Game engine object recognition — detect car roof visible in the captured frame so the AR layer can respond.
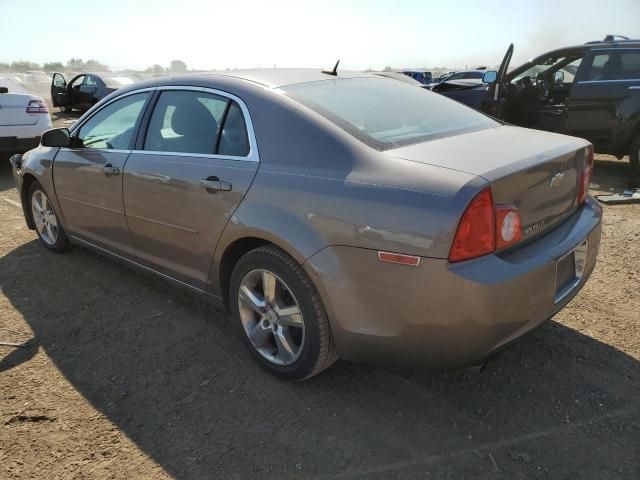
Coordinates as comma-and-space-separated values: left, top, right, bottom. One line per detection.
197, 68, 376, 89
109, 69, 385, 104
537, 40, 640, 58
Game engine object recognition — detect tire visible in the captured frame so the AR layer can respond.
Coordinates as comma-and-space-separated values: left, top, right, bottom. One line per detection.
630, 135, 640, 180
229, 245, 337, 381
60, 105, 72, 113
28, 182, 69, 253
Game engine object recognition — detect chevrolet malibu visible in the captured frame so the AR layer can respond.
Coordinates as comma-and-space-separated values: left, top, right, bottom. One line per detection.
10, 70, 602, 380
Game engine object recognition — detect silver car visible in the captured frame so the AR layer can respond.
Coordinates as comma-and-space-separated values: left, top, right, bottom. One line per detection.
10, 70, 602, 380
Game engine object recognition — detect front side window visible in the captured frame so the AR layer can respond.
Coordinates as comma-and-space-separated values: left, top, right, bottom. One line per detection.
84, 75, 97, 87
143, 90, 250, 156
52, 73, 65, 88
76, 92, 149, 149
282, 77, 498, 150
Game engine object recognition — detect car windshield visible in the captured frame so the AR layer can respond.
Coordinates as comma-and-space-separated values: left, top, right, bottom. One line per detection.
512, 56, 572, 82
282, 77, 498, 150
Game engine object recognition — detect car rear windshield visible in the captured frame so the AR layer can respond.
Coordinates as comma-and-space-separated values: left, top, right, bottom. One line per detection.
282, 77, 498, 150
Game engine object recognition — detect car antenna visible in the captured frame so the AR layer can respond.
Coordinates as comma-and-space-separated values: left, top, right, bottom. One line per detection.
322, 60, 340, 76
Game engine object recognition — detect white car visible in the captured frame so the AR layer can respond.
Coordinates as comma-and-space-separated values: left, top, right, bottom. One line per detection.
0, 78, 52, 155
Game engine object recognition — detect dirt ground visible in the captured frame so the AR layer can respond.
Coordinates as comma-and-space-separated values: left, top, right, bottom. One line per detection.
1, 111, 639, 479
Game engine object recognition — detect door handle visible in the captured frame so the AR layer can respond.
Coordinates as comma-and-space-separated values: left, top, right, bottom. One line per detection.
200, 176, 232, 193
101, 163, 120, 177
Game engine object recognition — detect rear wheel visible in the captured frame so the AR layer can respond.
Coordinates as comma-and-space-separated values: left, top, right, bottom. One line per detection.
229, 245, 337, 381
29, 182, 69, 252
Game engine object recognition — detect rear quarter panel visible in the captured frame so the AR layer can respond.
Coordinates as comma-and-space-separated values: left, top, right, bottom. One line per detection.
209, 90, 484, 294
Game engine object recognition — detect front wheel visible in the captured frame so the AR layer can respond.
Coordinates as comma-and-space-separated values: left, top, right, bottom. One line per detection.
59, 105, 72, 113
229, 245, 337, 381
29, 182, 69, 252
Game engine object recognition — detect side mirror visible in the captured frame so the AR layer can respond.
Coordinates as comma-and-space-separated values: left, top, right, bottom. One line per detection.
482, 70, 498, 83
554, 70, 565, 83
41, 128, 71, 148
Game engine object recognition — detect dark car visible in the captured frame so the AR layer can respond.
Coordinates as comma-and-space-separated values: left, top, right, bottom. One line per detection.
434, 37, 640, 176
400, 70, 433, 85
50, 73, 133, 113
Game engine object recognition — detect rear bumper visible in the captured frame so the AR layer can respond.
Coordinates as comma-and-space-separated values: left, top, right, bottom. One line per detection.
305, 196, 602, 369
0, 136, 40, 154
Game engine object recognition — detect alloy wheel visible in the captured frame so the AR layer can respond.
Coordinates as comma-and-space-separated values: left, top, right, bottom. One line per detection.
237, 268, 305, 366
31, 190, 58, 246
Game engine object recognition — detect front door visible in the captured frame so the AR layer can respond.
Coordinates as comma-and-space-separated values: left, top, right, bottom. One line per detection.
79, 75, 98, 110
53, 91, 152, 257
123, 88, 259, 289
484, 44, 513, 118
51, 73, 68, 108
565, 48, 640, 153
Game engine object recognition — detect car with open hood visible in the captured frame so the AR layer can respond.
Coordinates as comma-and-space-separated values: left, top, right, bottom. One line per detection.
11, 69, 601, 380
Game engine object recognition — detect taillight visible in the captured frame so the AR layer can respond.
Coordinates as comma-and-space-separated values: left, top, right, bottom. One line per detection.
577, 145, 594, 204
449, 188, 495, 262
26, 99, 48, 114
450, 188, 523, 263
495, 206, 522, 249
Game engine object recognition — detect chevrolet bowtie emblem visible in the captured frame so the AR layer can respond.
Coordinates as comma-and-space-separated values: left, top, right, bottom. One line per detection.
550, 172, 565, 188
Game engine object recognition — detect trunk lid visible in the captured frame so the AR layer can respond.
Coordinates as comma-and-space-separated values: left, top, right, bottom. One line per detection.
386, 125, 589, 241
0, 93, 39, 126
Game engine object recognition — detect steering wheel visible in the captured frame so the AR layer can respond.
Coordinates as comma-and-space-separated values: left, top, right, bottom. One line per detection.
536, 74, 551, 99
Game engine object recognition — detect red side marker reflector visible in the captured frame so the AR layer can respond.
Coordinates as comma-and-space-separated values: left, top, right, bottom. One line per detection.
378, 251, 421, 267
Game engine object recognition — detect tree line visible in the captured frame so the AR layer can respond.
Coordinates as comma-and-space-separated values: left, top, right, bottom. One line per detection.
0, 59, 189, 73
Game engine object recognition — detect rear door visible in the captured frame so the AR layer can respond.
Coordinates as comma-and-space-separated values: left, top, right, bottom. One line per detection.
123, 87, 259, 289
50, 73, 68, 107
565, 48, 640, 153
53, 91, 152, 257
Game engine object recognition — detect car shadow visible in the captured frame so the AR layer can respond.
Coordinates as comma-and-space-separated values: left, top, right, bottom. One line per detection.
0, 154, 16, 192
592, 156, 638, 193
1, 240, 639, 479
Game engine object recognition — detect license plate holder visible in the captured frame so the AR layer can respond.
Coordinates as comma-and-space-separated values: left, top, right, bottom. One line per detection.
555, 240, 588, 303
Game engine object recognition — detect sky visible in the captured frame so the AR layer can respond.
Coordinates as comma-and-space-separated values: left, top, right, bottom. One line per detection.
1, 0, 638, 71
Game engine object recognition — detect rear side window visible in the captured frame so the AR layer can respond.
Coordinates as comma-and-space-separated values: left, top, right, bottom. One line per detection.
586, 54, 610, 80
586, 51, 640, 81
143, 90, 250, 156
619, 52, 640, 79
282, 77, 498, 150
218, 102, 250, 156
76, 92, 149, 149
